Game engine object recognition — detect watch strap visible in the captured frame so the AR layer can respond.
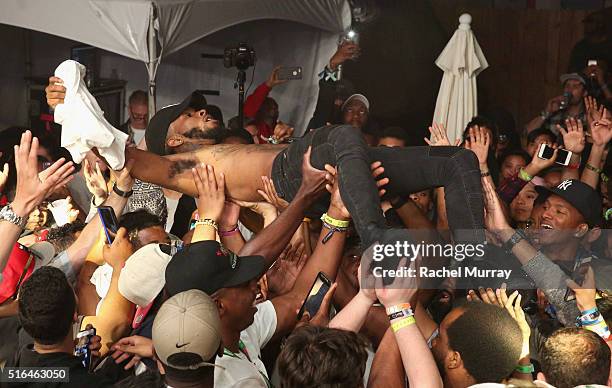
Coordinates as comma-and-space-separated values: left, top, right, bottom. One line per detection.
503, 230, 526, 253
112, 183, 133, 198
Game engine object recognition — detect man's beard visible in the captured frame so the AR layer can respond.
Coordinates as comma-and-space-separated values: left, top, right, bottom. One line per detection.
183, 126, 224, 142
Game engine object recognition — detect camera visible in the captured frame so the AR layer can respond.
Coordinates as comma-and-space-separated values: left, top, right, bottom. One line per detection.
223, 43, 256, 70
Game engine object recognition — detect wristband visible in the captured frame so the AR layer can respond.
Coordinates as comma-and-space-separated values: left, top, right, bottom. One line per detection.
112, 183, 133, 198
386, 303, 412, 315
515, 364, 534, 374
502, 229, 527, 253
601, 173, 609, 183
391, 316, 416, 332
580, 307, 599, 316
219, 225, 239, 237
518, 168, 533, 182
388, 308, 414, 321
320, 213, 350, 228
321, 221, 347, 244
585, 163, 603, 174
480, 171, 491, 177
195, 219, 218, 231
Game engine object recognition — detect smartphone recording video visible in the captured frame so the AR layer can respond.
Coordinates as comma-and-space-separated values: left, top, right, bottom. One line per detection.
537, 144, 572, 166
297, 272, 332, 320
74, 327, 96, 370
277, 66, 302, 81
97, 206, 119, 244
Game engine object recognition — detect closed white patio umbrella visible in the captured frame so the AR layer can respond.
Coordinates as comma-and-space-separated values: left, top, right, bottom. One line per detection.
432, 13, 488, 143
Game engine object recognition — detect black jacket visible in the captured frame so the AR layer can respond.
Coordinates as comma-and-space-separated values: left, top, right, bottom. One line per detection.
4, 344, 114, 388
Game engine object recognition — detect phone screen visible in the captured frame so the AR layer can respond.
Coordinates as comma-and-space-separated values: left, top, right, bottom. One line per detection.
97, 206, 119, 244
539, 144, 571, 165
297, 272, 331, 320
277, 67, 303, 81
74, 328, 95, 369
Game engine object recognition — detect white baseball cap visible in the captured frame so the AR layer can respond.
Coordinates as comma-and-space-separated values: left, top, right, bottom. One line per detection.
341, 93, 370, 112
118, 243, 172, 307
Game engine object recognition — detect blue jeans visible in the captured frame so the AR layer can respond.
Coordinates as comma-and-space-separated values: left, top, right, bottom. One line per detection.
271, 125, 485, 247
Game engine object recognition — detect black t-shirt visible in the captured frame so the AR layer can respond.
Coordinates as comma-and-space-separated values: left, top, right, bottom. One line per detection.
5, 344, 115, 388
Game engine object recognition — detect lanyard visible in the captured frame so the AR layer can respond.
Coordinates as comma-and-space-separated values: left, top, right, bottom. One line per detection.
223, 341, 273, 388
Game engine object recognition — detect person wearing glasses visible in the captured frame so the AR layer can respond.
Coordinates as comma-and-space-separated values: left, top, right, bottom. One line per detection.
119, 90, 149, 148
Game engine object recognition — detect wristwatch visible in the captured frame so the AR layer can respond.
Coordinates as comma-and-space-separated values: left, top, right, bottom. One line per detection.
503, 229, 527, 253
0, 204, 27, 228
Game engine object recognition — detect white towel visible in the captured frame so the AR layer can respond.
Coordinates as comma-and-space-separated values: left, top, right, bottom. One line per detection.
53, 60, 128, 170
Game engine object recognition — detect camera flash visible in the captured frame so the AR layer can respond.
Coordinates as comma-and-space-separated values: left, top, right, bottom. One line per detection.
347, 30, 356, 38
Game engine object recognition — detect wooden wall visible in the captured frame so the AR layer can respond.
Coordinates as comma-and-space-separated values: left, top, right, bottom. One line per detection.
431, 2, 588, 130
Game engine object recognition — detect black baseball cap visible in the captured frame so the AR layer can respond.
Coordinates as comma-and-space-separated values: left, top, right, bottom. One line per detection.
535, 179, 603, 227
165, 240, 265, 296
145, 91, 208, 156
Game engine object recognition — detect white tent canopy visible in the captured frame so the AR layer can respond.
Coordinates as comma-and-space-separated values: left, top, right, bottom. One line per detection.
0, 0, 350, 120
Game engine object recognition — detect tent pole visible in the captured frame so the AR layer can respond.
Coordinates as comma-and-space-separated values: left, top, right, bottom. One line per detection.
147, 3, 157, 119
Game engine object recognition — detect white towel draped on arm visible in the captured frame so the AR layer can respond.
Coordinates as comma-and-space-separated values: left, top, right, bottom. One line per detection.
53, 60, 128, 170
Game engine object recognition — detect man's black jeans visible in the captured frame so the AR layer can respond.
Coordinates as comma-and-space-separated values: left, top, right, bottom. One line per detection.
271, 125, 485, 247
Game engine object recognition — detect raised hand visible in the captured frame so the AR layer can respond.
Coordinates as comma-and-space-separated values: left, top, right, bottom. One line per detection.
467, 283, 507, 308
83, 159, 108, 203
504, 290, 531, 360
558, 118, 586, 154
330, 41, 360, 70
257, 176, 289, 212
12, 131, 75, 218
425, 123, 461, 146
323, 164, 350, 219
527, 143, 557, 174
464, 126, 490, 167
482, 175, 511, 232
591, 114, 612, 148
192, 164, 225, 222
585, 96, 604, 129
265, 66, 288, 88
272, 121, 294, 144
45, 76, 66, 109
102, 227, 134, 270
371, 161, 389, 197
267, 242, 308, 297
298, 147, 329, 202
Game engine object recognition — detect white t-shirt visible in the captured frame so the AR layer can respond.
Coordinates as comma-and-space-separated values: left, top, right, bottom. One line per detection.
214, 300, 277, 387
89, 263, 114, 315
131, 125, 146, 147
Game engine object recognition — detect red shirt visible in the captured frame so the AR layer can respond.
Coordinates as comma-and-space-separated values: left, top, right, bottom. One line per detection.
243, 83, 274, 141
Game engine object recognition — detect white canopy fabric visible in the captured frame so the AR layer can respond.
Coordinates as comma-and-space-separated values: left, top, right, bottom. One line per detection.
0, 0, 350, 117
432, 13, 488, 143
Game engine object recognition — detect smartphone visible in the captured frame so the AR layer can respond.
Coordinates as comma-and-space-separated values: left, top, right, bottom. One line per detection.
74, 327, 96, 370
565, 258, 592, 302
297, 272, 332, 320
277, 66, 302, 81
537, 143, 572, 166
588, 59, 598, 67
339, 30, 359, 45
97, 206, 119, 244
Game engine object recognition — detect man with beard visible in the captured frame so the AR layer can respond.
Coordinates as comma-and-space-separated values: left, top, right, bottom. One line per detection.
46, 81, 486, 259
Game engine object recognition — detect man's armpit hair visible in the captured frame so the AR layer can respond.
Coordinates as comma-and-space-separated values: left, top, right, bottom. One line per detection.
169, 159, 198, 178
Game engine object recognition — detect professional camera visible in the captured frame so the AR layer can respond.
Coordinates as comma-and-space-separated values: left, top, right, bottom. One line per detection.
223, 43, 256, 70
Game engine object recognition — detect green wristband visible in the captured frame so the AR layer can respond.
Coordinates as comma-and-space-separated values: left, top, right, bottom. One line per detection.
515, 363, 534, 374
518, 168, 533, 182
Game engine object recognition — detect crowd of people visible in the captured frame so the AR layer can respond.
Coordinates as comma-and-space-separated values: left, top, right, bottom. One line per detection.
0, 16, 612, 388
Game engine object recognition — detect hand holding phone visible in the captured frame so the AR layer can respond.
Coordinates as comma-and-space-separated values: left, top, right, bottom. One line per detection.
74, 327, 96, 370
537, 143, 572, 166
277, 67, 302, 81
97, 206, 119, 244
297, 272, 332, 320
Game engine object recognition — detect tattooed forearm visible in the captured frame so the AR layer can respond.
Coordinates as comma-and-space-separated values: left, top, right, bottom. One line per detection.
169, 159, 198, 178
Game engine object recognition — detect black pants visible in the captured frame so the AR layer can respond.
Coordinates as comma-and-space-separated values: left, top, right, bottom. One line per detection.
271, 125, 485, 247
